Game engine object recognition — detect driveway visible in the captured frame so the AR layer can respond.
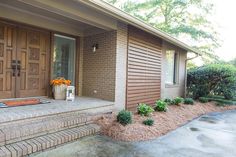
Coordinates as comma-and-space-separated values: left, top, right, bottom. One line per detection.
31, 110, 236, 157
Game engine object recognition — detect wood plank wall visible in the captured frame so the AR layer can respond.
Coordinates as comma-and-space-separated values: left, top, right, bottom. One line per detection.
126, 26, 162, 111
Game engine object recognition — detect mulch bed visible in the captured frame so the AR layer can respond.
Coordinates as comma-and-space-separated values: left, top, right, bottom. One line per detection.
96, 102, 236, 142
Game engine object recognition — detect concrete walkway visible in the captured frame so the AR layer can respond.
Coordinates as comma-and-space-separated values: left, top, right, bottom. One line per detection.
31, 110, 236, 157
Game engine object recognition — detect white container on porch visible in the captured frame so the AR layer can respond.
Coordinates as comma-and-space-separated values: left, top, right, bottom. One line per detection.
53, 84, 67, 100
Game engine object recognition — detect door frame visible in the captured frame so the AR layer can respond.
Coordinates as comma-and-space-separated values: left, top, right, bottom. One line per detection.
0, 18, 80, 98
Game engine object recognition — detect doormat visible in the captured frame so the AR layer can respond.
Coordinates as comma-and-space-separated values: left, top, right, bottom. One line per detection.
0, 98, 50, 108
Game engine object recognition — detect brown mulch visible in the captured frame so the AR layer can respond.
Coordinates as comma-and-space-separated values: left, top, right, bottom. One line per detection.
95, 102, 236, 142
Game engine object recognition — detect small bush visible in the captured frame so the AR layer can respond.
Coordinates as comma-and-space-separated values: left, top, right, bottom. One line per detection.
155, 100, 168, 111
117, 110, 132, 125
183, 98, 194, 105
199, 97, 208, 103
137, 103, 154, 116
164, 98, 172, 104
143, 118, 154, 126
173, 97, 183, 105
169, 100, 176, 105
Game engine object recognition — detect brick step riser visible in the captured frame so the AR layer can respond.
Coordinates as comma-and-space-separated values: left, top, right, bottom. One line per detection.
0, 113, 95, 146
0, 110, 93, 127
0, 124, 100, 157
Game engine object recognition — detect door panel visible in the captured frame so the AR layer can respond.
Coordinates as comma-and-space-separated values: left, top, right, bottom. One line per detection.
0, 21, 50, 99
16, 28, 50, 98
0, 22, 16, 99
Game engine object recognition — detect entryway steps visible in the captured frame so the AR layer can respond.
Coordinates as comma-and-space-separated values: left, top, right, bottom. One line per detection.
0, 124, 100, 157
0, 113, 93, 146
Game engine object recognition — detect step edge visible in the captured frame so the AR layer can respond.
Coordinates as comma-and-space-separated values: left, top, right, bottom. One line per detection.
0, 124, 100, 157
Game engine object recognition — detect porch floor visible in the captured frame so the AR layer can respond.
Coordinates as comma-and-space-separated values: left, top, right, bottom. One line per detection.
0, 97, 114, 124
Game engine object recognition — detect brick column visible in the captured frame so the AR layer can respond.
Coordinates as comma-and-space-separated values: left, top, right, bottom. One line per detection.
114, 22, 128, 110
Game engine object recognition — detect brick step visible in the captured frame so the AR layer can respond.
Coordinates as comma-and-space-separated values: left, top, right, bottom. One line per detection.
0, 124, 100, 157
0, 103, 113, 125
0, 112, 95, 146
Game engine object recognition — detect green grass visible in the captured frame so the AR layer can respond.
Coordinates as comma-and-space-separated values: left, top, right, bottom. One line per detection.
200, 95, 236, 105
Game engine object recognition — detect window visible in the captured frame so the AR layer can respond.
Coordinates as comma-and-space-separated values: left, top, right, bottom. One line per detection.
165, 50, 178, 84
53, 34, 76, 85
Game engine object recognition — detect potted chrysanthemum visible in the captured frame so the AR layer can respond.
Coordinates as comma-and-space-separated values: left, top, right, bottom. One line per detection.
50, 77, 71, 100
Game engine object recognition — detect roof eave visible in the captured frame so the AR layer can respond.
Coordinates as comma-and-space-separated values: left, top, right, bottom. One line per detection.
78, 0, 201, 55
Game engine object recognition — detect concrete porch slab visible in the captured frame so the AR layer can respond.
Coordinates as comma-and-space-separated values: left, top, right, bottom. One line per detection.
0, 97, 114, 124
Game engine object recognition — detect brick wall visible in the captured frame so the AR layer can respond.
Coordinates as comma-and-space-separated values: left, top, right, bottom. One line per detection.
82, 31, 117, 101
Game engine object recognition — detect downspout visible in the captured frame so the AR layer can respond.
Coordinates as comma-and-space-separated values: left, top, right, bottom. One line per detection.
184, 52, 200, 97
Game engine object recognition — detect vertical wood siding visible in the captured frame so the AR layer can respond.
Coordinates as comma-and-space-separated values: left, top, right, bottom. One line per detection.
126, 26, 162, 111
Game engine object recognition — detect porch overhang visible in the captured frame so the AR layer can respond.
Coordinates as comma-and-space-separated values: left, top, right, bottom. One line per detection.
0, 0, 117, 36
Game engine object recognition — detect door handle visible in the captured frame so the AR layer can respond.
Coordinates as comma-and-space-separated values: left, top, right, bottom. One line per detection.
11, 60, 21, 77
11, 60, 17, 77
17, 65, 21, 77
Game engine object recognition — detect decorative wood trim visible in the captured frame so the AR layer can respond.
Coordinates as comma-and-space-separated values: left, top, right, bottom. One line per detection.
126, 26, 162, 111
49, 32, 54, 97
75, 37, 80, 96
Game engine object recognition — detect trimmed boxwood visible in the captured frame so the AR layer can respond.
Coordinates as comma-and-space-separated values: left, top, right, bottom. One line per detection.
143, 118, 154, 126
117, 110, 132, 125
184, 98, 194, 105
199, 97, 209, 103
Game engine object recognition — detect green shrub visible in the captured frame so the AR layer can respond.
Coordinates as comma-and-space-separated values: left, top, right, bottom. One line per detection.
183, 98, 194, 105
173, 97, 183, 105
155, 100, 168, 111
214, 99, 236, 105
164, 98, 172, 104
215, 102, 226, 107
137, 103, 154, 116
117, 110, 132, 125
199, 97, 209, 103
169, 100, 176, 105
224, 90, 235, 100
187, 64, 236, 99
199, 96, 236, 105
143, 118, 154, 126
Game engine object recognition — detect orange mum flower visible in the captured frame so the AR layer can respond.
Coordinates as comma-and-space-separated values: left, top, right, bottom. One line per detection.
50, 77, 71, 86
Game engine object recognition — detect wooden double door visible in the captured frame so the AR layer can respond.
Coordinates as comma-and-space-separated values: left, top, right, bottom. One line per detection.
0, 22, 50, 99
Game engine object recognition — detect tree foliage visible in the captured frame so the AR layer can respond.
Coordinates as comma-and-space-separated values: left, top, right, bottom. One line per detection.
228, 58, 236, 67
187, 64, 236, 99
104, 0, 220, 61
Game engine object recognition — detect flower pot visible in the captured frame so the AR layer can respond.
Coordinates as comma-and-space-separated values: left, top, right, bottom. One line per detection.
53, 84, 67, 100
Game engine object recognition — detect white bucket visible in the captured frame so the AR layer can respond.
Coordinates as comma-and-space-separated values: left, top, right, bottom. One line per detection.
53, 84, 67, 100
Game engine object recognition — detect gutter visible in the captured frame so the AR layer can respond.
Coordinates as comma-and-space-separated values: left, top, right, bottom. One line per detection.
184, 52, 200, 97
